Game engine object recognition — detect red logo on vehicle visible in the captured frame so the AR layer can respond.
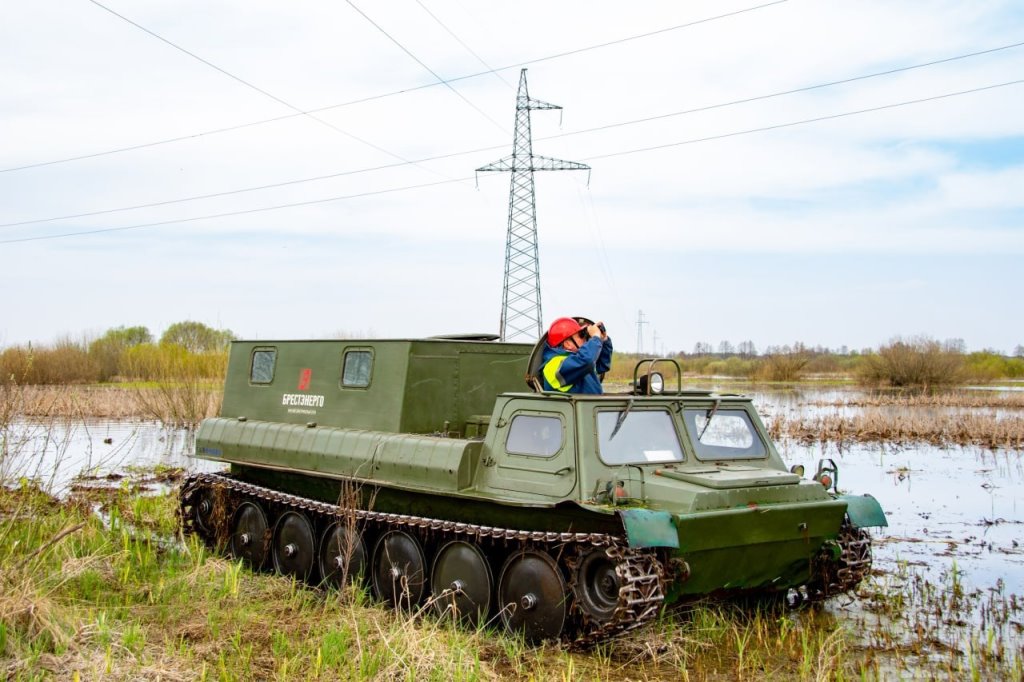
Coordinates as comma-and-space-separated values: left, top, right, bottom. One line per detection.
297, 368, 312, 391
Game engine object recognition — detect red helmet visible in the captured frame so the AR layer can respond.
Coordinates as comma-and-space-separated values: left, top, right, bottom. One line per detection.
548, 317, 583, 346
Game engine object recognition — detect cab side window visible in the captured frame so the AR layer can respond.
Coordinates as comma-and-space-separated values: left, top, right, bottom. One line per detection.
506, 414, 563, 457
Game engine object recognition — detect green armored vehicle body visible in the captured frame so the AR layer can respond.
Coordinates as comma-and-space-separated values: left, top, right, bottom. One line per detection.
180, 334, 886, 643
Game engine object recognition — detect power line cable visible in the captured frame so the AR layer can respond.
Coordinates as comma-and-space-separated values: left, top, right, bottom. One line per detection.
411, 0, 515, 90
2, 0, 791, 174
581, 78, 1024, 163
5, 41, 1020, 228
4, 76, 1020, 246
0, 147, 501, 228
0, 177, 469, 244
85, 0, 447, 177
344, 0, 508, 134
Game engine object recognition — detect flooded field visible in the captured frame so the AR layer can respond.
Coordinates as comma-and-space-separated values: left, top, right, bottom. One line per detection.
754, 388, 1024, 675
2, 386, 1022, 676
0, 417, 221, 493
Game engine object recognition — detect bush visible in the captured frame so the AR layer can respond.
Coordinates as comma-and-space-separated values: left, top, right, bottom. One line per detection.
0, 339, 98, 385
88, 325, 152, 382
857, 337, 964, 389
753, 353, 810, 382
705, 356, 756, 378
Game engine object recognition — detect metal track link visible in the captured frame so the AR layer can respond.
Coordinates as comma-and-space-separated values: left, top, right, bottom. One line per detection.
178, 471, 665, 645
807, 518, 873, 599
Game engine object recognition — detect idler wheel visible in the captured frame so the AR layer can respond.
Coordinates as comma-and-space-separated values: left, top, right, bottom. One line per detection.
574, 547, 622, 622
430, 540, 493, 626
319, 522, 367, 589
193, 487, 217, 537
228, 501, 269, 569
497, 550, 567, 641
272, 511, 317, 582
372, 530, 427, 609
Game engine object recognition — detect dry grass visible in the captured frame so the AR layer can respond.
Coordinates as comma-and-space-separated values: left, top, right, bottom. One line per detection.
6, 384, 220, 425
0, 481, 872, 681
808, 391, 1024, 410
768, 409, 1024, 450
10, 385, 145, 419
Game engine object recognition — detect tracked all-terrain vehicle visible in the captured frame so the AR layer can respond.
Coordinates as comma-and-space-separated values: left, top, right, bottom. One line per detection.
179, 332, 887, 644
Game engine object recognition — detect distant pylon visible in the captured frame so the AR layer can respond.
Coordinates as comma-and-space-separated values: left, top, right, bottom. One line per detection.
636, 309, 648, 353
476, 69, 590, 342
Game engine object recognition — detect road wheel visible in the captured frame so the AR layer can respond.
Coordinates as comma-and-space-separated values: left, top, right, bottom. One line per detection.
430, 540, 493, 626
272, 510, 317, 583
319, 521, 367, 589
228, 501, 268, 569
372, 530, 427, 609
498, 549, 567, 641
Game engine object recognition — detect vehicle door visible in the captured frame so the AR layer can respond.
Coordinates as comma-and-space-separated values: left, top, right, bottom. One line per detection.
485, 399, 577, 498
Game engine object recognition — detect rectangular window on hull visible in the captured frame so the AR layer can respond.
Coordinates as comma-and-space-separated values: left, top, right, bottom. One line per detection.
342, 349, 373, 387
683, 408, 767, 461
250, 348, 277, 384
596, 409, 684, 465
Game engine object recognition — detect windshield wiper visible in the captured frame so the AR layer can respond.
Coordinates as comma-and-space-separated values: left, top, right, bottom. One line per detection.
697, 399, 721, 441
609, 398, 634, 440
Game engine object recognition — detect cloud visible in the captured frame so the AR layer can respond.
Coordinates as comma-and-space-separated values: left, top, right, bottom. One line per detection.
1, 0, 1022, 350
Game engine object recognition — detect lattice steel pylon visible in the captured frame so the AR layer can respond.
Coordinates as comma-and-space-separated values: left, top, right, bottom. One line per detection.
476, 69, 590, 342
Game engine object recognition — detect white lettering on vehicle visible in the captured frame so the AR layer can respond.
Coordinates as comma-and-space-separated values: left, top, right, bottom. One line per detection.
281, 393, 325, 408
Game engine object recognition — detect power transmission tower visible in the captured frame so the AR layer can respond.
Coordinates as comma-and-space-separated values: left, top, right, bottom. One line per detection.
636, 309, 648, 353
476, 69, 590, 342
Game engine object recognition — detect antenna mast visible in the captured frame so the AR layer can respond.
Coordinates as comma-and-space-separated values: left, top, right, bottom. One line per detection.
477, 69, 590, 341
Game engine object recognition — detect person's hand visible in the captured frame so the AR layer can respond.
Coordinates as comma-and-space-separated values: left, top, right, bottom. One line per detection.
586, 323, 602, 340
594, 322, 607, 340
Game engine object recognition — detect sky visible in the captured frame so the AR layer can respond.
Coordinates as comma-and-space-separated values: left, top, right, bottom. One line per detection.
2, 0, 1023, 354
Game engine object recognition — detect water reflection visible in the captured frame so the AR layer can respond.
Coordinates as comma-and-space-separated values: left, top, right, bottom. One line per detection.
1, 418, 221, 494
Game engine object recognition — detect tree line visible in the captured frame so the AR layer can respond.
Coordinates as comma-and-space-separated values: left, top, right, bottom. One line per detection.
610, 336, 1024, 387
3, 325, 1022, 389
0, 321, 234, 384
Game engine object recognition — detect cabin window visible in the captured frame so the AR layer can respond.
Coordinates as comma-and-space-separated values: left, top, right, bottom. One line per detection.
596, 409, 684, 465
250, 348, 277, 384
342, 349, 373, 387
506, 414, 563, 457
683, 408, 767, 461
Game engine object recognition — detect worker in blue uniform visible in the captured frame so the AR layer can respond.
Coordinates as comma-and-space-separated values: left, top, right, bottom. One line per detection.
540, 317, 613, 394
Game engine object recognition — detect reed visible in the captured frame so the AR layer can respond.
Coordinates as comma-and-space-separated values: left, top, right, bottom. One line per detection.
808, 391, 1024, 410
125, 347, 224, 428
768, 409, 1024, 450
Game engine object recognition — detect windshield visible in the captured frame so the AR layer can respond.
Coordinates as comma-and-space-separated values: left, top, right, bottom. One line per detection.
683, 408, 767, 461
596, 409, 684, 465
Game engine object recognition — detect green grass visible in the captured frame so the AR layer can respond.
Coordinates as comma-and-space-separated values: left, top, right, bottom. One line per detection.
4, 477, 1019, 680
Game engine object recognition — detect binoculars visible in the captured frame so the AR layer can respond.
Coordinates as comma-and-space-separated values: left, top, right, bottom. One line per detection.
578, 322, 606, 341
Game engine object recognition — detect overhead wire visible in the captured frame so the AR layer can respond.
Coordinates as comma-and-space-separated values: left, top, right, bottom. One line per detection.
412, 0, 515, 90
84, 0, 454, 180
581, 78, 1024, 163
4, 40, 1021, 229
4, 76, 1021, 245
1, 0, 792, 174
344, 0, 508, 134
0, 177, 470, 244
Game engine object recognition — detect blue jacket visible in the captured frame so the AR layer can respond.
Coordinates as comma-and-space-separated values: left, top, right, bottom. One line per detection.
540, 335, 613, 394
